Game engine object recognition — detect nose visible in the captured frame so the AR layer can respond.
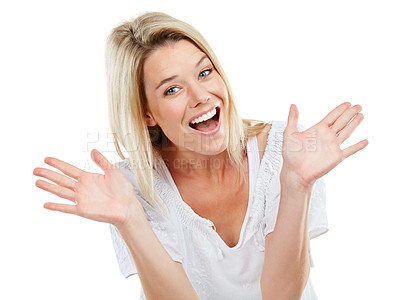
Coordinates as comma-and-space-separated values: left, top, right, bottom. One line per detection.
188, 81, 210, 108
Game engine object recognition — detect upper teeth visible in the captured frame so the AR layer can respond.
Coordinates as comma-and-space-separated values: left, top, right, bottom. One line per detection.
190, 108, 217, 124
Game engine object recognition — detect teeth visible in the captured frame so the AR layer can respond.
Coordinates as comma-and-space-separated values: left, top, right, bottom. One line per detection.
190, 108, 217, 124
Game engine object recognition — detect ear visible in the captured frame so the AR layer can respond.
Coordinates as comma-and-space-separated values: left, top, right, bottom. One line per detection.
145, 111, 157, 126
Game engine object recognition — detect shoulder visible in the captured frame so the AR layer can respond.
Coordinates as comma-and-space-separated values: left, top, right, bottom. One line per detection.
114, 158, 132, 172
113, 157, 172, 216
113, 158, 138, 183
113, 158, 149, 204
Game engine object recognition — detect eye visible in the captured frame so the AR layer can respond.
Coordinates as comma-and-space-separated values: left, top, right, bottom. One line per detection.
199, 68, 212, 79
164, 86, 180, 96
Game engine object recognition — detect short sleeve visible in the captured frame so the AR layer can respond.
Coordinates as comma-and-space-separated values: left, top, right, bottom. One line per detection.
262, 176, 329, 241
109, 160, 184, 278
307, 177, 329, 240
261, 121, 329, 267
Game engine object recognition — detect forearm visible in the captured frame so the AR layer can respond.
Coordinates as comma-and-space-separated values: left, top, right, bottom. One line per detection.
261, 168, 313, 300
116, 213, 199, 300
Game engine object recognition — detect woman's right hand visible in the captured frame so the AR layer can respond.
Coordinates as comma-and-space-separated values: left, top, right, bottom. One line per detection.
33, 149, 144, 228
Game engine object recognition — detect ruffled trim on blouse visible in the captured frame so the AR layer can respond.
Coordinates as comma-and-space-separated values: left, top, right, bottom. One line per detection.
154, 159, 216, 238
249, 120, 284, 249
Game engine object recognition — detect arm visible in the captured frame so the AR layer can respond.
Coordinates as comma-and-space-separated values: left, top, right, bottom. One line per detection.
117, 211, 199, 300
261, 168, 313, 300
261, 102, 368, 299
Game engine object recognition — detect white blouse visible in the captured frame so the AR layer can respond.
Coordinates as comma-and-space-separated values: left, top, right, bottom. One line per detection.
110, 120, 329, 300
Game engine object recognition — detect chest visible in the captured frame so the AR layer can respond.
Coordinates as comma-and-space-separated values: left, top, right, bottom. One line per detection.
172, 160, 250, 248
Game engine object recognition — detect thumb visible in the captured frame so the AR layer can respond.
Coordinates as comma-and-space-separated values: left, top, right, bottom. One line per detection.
91, 149, 114, 173
286, 104, 299, 133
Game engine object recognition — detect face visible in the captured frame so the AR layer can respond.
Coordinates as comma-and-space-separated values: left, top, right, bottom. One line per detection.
143, 39, 229, 157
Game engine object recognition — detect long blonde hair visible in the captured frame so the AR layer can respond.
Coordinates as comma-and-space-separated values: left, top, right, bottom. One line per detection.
105, 12, 268, 214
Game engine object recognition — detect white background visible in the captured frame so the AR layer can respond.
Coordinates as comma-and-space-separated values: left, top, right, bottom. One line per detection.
1, 0, 399, 299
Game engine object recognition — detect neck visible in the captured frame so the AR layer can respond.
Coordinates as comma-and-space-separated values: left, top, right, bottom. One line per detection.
161, 142, 235, 183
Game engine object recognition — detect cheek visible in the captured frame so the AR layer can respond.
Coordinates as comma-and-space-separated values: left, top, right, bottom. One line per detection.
160, 105, 185, 125
212, 75, 229, 99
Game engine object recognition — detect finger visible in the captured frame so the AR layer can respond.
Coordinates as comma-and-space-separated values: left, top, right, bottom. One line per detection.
33, 167, 77, 190
44, 157, 84, 180
337, 113, 364, 144
35, 179, 76, 202
342, 139, 369, 159
331, 104, 362, 133
43, 202, 78, 215
91, 149, 115, 173
286, 104, 299, 133
320, 102, 351, 126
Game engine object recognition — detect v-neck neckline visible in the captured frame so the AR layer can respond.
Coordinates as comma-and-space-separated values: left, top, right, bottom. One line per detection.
158, 136, 259, 251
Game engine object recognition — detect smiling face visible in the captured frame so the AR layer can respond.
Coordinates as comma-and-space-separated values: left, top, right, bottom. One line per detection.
143, 39, 230, 158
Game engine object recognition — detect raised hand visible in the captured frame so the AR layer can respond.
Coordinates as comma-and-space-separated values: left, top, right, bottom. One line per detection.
282, 102, 368, 188
33, 149, 144, 227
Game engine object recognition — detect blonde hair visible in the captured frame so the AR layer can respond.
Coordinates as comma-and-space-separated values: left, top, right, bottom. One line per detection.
105, 12, 268, 214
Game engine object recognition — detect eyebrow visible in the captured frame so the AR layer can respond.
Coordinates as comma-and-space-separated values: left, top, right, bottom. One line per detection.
155, 75, 178, 90
195, 54, 208, 69
155, 54, 209, 90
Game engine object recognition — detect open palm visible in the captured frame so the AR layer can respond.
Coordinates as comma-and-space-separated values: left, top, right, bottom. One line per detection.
282, 102, 368, 187
33, 149, 143, 227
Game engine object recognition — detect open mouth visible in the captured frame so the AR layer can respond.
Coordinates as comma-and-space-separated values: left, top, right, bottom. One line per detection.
189, 106, 220, 132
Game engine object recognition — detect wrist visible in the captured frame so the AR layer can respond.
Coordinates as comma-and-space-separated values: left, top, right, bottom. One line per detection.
280, 164, 315, 193
115, 212, 148, 239
114, 198, 147, 230
114, 210, 151, 251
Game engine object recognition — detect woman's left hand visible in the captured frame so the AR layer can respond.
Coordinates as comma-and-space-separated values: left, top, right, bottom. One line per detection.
281, 102, 368, 188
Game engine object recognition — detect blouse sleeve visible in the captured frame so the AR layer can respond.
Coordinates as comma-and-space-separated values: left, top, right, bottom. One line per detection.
262, 121, 329, 267
109, 160, 184, 278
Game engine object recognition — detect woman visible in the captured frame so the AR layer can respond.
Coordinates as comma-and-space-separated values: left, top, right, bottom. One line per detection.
33, 12, 368, 300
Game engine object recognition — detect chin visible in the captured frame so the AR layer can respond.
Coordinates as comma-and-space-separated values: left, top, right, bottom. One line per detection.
197, 133, 229, 156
